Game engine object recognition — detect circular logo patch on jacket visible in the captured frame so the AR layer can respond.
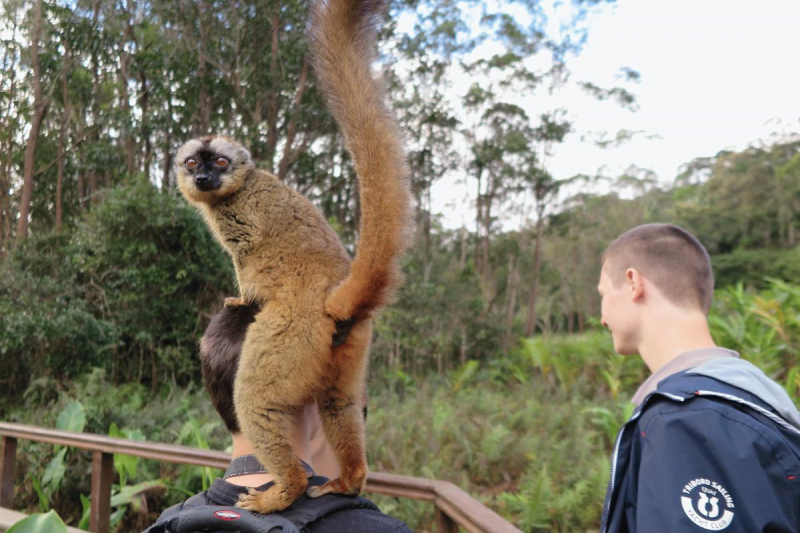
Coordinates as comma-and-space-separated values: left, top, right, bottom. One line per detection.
681, 478, 735, 530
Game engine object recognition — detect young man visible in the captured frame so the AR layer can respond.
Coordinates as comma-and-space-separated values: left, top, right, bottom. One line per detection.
144, 304, 410, 533
598, 223, 800, 533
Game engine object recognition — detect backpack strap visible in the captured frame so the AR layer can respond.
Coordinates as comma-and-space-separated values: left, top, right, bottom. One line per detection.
163, 505, 300, 533
278, 490, 381, 530
145, 480, 381, 532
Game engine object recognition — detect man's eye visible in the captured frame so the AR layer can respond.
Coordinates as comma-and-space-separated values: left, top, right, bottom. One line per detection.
185, 158, 198, 169
216, 157, 229, 168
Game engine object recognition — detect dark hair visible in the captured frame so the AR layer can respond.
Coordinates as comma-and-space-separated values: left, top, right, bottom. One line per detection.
603, 223, 714, 313
199, 303, 260, 432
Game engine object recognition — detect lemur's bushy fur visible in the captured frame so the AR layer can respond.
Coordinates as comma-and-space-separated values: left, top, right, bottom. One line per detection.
175, 0, 412, 514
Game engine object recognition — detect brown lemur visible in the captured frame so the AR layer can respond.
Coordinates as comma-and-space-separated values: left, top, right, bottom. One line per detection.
174, 0, 412, 515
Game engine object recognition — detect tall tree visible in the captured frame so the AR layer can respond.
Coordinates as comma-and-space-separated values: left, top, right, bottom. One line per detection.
16, 0, 48, 243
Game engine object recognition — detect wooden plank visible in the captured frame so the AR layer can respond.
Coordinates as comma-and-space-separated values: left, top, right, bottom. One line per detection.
0, 422, 520, 533
0, 438, 16, 508
435, 507, 459, 533
434, 482, 522, 533
0, 506, 25, 530
89, 451, 113, 533
0, 423, 229, 469
365, 483, 436, 502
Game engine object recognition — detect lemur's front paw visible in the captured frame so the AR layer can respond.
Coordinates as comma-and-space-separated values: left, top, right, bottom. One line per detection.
236, 487, 287, 514
224, 297, 246, 308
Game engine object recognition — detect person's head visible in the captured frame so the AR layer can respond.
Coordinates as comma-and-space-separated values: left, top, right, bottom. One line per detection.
598, 223, 714, 355
199, 303, 260, 433
199, 303, 340, 479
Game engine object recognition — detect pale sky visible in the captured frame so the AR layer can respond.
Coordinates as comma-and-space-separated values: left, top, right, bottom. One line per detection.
429, 0, 800, 229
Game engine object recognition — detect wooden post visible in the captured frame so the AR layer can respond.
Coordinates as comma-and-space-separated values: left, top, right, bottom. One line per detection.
0, 437, 16, 508
90, 451, 113, 533
435, 507, 459, 533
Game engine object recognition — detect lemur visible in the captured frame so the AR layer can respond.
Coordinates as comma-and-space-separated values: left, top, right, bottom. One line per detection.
174, 0, 412, 515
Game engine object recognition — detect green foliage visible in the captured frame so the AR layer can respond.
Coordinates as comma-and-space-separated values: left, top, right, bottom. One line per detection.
8, 277, 800, 531
0, 183, 234, 398
0, 235, 118, 395
56, 401, 87, 434
367, 367, 624, 532
372, 242, 503, 374
713, 248, 800, 289
109, 422, 145, 486
176, 417, 223, 491
521, 332, 647, 395
7, 511, 68, 533
710, 279, 800, 402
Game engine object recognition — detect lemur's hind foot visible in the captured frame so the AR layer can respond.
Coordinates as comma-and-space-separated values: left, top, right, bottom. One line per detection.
237, 478, 308, 514
306, 466, 367, 498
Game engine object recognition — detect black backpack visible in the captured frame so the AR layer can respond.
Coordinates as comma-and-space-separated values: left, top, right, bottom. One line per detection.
144, 490, 381, 533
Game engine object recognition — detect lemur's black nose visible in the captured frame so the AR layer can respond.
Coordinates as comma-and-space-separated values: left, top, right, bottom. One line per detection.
195, 175, 210, 185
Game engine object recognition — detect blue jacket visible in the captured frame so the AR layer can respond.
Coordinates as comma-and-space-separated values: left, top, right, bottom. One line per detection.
602, 358, 800, 533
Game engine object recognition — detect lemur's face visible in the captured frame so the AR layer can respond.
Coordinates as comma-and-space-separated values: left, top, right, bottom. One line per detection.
176, 136, 253, 204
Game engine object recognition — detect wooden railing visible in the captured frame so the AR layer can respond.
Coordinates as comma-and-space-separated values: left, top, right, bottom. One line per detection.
0, 422, 520, 533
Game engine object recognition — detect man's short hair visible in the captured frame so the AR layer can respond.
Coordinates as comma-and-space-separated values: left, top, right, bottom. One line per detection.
199, 303, 260, 432
602, 223, 714, 313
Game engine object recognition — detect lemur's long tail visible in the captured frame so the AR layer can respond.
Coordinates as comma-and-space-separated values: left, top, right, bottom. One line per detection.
309, 0, 413, 321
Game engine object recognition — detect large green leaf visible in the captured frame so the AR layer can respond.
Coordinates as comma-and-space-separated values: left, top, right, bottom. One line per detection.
41, 448, 67, 490
109, 422, 146, 485
6, 511, 68, 533
110, 479, 167, 508
56, 401, 86, 433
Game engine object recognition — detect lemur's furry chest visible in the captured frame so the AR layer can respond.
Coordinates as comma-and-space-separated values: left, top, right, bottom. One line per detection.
213, 203, 260, 258
209, 181, 347, 287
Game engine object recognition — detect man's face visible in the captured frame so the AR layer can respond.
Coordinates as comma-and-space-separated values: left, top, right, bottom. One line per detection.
598, 264, 641, 356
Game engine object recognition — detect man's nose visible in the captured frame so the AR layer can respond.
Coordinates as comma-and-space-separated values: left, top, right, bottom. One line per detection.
601, 318, 608, 329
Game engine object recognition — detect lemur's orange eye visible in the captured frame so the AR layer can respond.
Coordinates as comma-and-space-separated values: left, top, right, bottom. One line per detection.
185, 158, 198, 169
216, 157, 229, 168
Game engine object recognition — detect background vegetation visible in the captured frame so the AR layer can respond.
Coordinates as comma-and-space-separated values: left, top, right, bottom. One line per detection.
0, 0, 798, 531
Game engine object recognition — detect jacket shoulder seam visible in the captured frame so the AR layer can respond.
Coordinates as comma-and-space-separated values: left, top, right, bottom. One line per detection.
641, 404, 798, 479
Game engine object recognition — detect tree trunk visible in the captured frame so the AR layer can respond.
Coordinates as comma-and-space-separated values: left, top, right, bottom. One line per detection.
0, 13, 18, 259
197, 1, 211, 133
524, 208, 545, 336
76, 114, 87, 211
480, 182, 496, 304
88, 0, 101, 204
422, 175, 433, 284
459, 227, 468, 270
474, 167, 483, 276
265, 11, 280, 171
56, 52, 71, 235
15, 0, 48, 244
139, 69, 151, 182
119, 8, 135, 176
162, 94, 173, 191
459, 327, 468, 366
504, 255, 519, 349
277, 58, 309, 180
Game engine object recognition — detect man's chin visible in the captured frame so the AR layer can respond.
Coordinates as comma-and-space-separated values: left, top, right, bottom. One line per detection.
613, 339, 638, 356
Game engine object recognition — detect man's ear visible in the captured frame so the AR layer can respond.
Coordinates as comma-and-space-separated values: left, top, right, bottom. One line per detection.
625, 268, 645, 302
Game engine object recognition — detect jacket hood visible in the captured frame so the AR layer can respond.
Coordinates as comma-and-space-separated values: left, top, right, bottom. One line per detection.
688, 357, 800, 431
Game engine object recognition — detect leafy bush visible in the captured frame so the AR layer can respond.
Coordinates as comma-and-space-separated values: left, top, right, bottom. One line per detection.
710, 279, 800, 402
0, 183, 235, 398
713, 248, 800, 289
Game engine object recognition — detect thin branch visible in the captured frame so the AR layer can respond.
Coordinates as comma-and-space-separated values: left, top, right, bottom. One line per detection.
33, 126, 101, 177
